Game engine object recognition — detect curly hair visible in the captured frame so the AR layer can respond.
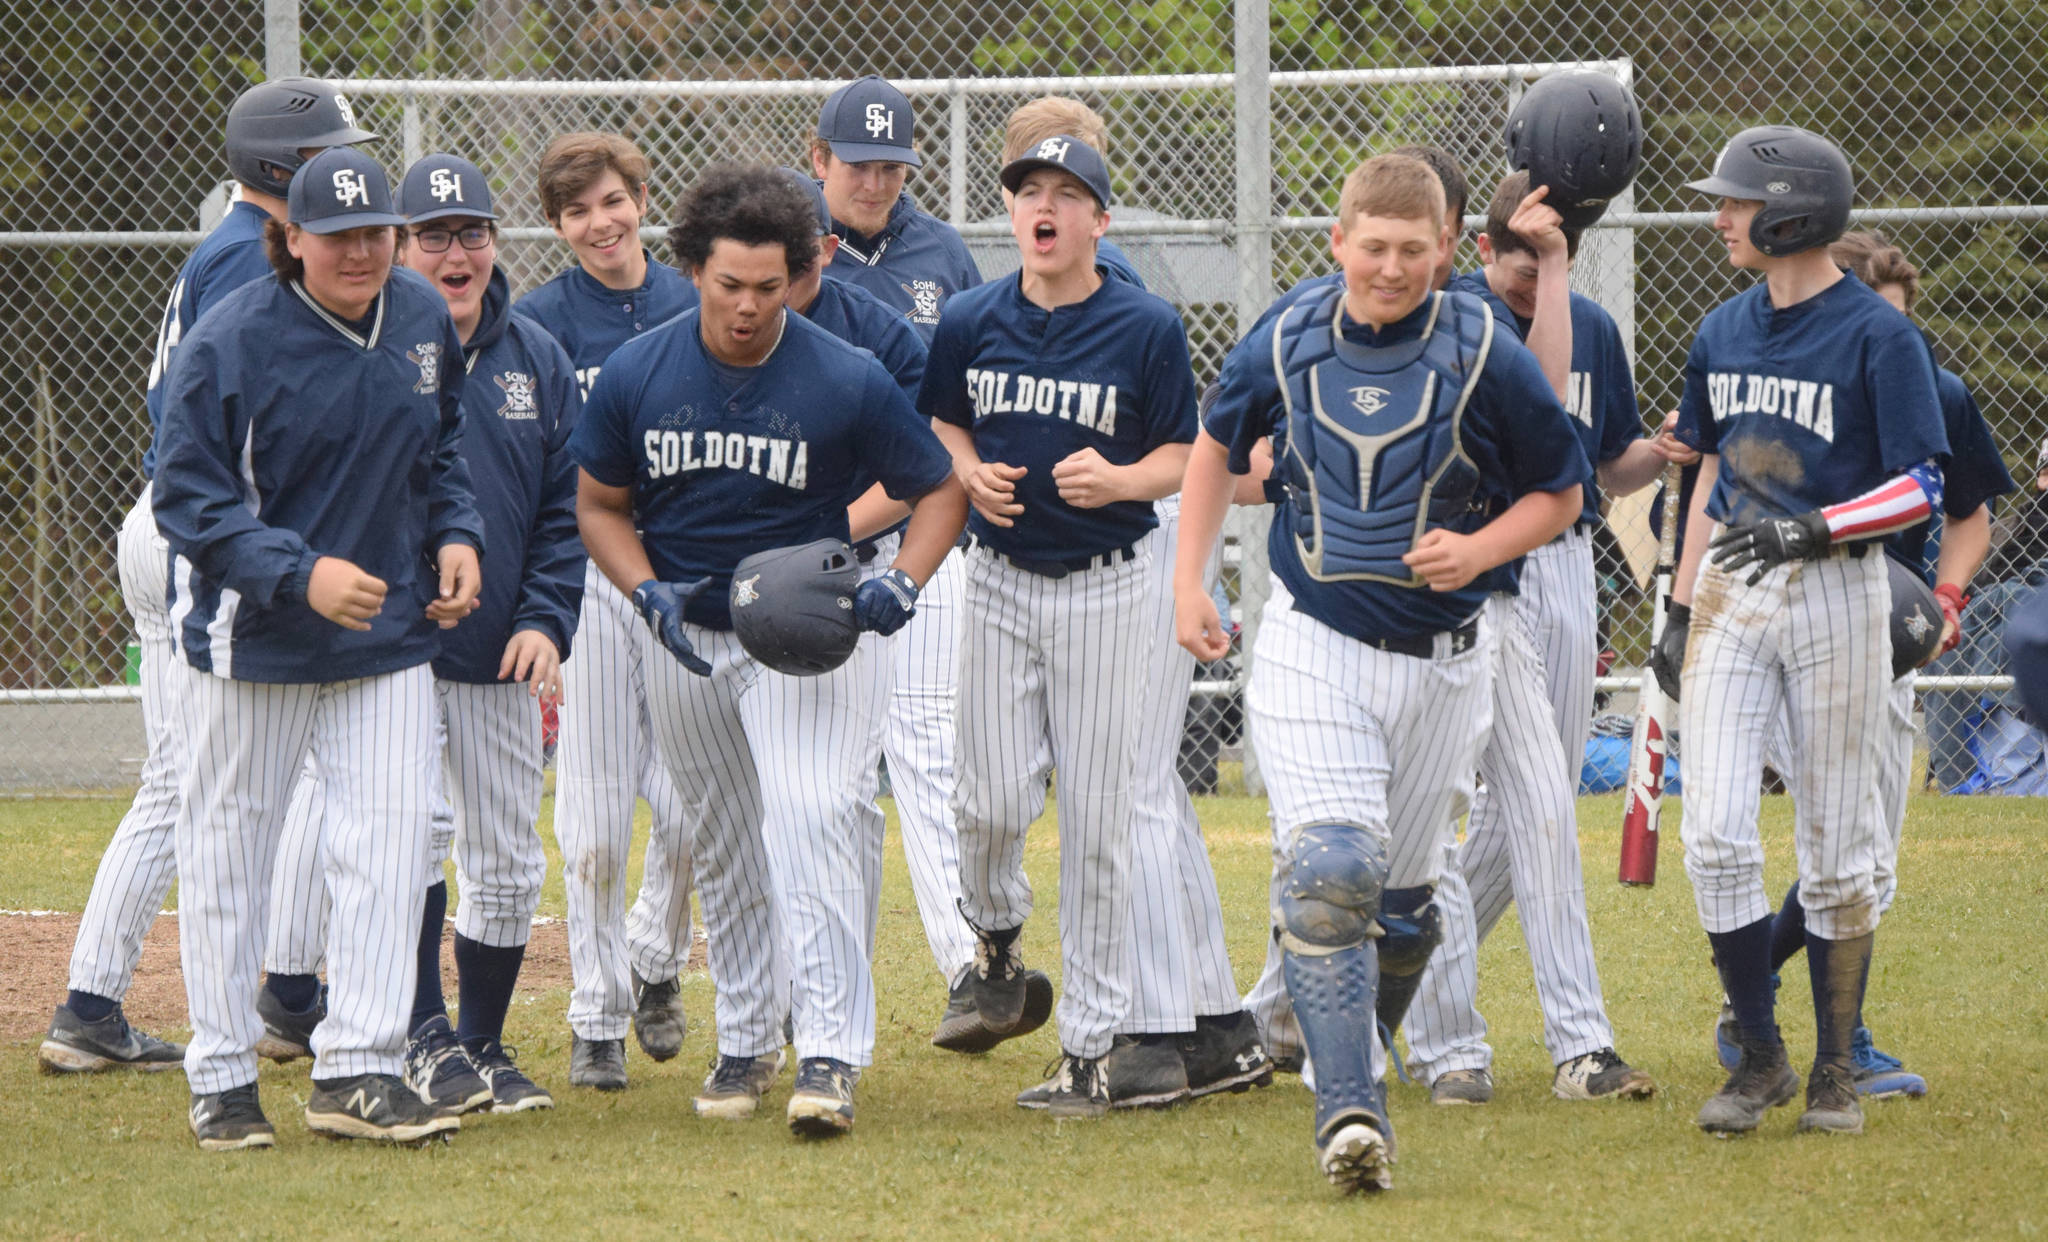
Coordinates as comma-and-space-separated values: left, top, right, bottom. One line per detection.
668, 163, 822, 278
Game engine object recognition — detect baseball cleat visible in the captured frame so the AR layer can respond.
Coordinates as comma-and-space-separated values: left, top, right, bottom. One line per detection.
1316, 1112, 1394, 1193
568, 1035, 628, 1091
966, 921, 1030, 1034
189, 1084, 275, 1152
694, 1049, 786, 1120
254, 983, 325, 1063
1429, 1067, 1493, 1106
306, 1073, 459, 1144
39, 1002, 184, 1074
1101, 1034, 1191, 1109
1026, 1053, 1110, 1119
1850, 1026, 1928, 1099
631, 970, 687, 1063
786, 1057, 857, 1138
931, 968, 1053, 1053
1552, 1048, 1656, 1101
1697, 1038, 1799, 1136
466, 1039, 553, 1114
1713, 1003, 1742, 1072
403, 1015, 493, 1115
1797, 1061, 1866, 1134
1180, 1010, 1275, 1098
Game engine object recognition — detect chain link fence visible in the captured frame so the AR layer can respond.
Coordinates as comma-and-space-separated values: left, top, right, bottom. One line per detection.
6, 0, 2047, 797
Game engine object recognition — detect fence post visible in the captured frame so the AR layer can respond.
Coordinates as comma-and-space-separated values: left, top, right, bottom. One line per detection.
264, 0, 300, 79
949, 82, 969, 227
1231, 0, 1274, 796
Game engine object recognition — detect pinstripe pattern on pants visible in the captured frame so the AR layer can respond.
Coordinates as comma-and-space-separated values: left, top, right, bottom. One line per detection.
1765, 667, 1916, 916
175, 661, 438, 1093
640, 623, 888, 1067
953, 543, 1150, 1060
1680, 544, 1890, 941
1125, 495, 1239, 1032
556, 563, 700, 1040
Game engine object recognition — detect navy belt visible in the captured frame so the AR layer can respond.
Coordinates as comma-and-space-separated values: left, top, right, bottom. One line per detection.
1362, 615, 1482, 660
1548, 520, 1594, 546
854, 539, 882, 564
969, 534, 1139, 579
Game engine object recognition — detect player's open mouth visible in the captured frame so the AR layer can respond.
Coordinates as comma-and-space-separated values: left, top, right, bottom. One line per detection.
440, 273, 472, 294
590, 234, 624, 255
1033, 221, 1057, 252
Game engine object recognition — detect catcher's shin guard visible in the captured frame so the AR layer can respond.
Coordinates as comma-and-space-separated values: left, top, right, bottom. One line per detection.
1373, 885, 1444, 1035
1286, 941, 1388, 1138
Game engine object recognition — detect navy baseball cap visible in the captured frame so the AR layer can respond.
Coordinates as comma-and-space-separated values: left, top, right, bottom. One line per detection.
397, 153, 498, 225
778, 167, 832, 233
289, 148, 406, 234
1000, 134, 1113, 208
817, 75, 922, 167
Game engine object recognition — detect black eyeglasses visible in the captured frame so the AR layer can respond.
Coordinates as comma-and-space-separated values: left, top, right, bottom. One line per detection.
412, 225, 494, 252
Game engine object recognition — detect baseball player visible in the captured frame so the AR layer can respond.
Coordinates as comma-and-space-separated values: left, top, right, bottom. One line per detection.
1236, 144, 1471, 1073
995, 102, 1268, 1107
153, 148, 483, 1148
1655, 127, 1949, 1137
920, 136, 1199, 1118
1400, 171, 1680, 1104
1717, 232, 2013, 1101
1178, 152, 1589, 1191
508, 131, 701, 1089
37, 78, 375, 1078
571, 163, 966, 1138
259, 154, 583, 1116
809, 75, 983, 339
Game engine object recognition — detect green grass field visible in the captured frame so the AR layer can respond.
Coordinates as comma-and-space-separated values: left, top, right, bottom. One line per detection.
4, 789, 2045, 1241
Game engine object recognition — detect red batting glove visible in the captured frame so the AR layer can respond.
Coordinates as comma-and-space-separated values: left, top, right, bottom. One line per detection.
1934, 583, 1967, 654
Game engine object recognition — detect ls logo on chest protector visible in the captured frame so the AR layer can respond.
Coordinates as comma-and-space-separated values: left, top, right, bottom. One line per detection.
1350, 386, 1389, 417
407, 342, 442, 394
494, 370, 537, 419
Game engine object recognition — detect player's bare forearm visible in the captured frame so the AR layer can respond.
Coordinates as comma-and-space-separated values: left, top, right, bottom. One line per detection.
576, 471, 657, 597
891, 477, 968, 586
932, 419, 985, 487
1174, 432, 1236, 659
848, 482, 913, 543
1936, 504, 1992, 589
1527, 260, 1574, 404
1600, 428, 1697, 497
1671, 454, 1719, 606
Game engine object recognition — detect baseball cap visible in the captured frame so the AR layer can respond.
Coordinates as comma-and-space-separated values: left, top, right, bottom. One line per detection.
1000, 135, 1113, 208
289, 148, 406, 234
397, 153, 499, 225
817, 75, 922, 167
778, 167, 832, 233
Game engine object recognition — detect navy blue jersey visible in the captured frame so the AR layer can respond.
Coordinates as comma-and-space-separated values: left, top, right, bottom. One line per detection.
825, 190, 983, 340
511, 257, 699, 398
1887, 365, 2017, 582
804, 274, 928, 402
154, 268, 485, 683
1096, 238, 1145, 289
570, 309, 952, 630
919, 273, 1199, 560
433, 269, 586, 684
1446, 270, 1641, 523
1206, 292, 1589, 641
1676, 273, 1949, 525
143, 200, 277, 475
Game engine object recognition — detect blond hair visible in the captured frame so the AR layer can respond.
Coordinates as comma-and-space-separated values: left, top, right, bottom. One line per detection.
1002, 97, 1111, 164
1338, 153, 1445, 229
1829, 230, 1921, 314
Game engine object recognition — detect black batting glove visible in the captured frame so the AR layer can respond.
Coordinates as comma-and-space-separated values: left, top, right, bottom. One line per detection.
1651, 600, 1691, 703
632, 577, 715, 677
1709, 510, 1830, 584
854, 568, 920, 636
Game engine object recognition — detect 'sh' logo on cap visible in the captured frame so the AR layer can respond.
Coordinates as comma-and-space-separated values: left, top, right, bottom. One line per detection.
334, 95, 356, 128
1035, 138, 1071, 163
429, 168, 464, 203
332, 168, 369, 207
864, 102, 895, 139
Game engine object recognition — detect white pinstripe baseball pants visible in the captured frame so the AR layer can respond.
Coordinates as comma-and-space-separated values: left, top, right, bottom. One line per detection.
1407, 533, 1616, 1076
557, 564, 700, 1041
1247, 578, 1493, 1082
641, 623, 887, 1067
174, 661, 438, 1093
953, 542, 1150, 1060
1126, 496, 1238, 1032
1681, 545, 1890, 941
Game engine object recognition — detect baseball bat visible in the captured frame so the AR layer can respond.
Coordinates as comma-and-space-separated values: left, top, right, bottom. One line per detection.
1619, 461, 1684, 887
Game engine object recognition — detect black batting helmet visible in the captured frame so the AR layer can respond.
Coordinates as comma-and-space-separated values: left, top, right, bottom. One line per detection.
1685, 125, 1853, 257
225, 78, 378, 198
1887, 555, 1943, 680
728, 539, 861, 677
1503, 71, 1643, 231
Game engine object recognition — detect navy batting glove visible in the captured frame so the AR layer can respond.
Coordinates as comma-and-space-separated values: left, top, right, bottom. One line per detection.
1651, 601, 1691, 703
854, 569, 920, 636
1709, 510, 1830, 585
632, 577, 715, 677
